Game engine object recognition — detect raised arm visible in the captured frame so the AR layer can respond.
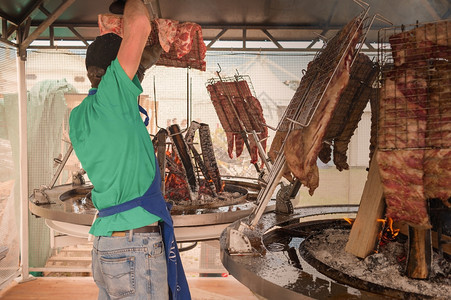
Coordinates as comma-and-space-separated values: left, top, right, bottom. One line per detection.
117, 0, 151, 80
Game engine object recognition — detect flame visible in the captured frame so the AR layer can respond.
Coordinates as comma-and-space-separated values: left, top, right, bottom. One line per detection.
343, 218, 355, 225
220, 182, 226, 193
378, 217, 400, 247
164, 149, 190, 201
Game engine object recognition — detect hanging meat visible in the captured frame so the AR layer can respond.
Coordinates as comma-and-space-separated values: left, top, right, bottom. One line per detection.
424, 60, 451, 207
98, 14, 206, 71
377, 19, 451, 228
389, 20, 451, 67
282, 17, 363, 195
377, 66, 429, 227
206, 78, 268, 166
318, 53, 378, 171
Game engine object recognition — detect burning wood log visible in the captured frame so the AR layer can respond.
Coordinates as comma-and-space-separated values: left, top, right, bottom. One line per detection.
406, 226, 432, 279
184, 121, 217, 197
154, 128, 168, 193
199, 123, 223, 193
168, 124, 197, 200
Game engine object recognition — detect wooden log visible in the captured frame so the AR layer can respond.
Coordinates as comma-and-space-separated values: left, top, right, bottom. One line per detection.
185, 121, 217, 197
406, 226, 432, 279
394, 221, 451, 255
345, 153, 385, 258
168, 124, 198, 198
200, 123, 223, 193
155, 128, 168, 193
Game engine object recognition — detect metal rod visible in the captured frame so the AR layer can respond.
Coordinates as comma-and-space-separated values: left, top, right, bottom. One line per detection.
48, 144, 73, 189
248, 153, 286, 228
252, 130, 271, 172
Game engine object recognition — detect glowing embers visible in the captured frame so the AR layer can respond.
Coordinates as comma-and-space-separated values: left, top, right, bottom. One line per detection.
344, 217, 401, 252
164, 148, 247, 209
377, 217, 400, 249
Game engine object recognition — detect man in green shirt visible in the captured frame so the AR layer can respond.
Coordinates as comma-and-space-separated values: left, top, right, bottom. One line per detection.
69, 0, 190, 299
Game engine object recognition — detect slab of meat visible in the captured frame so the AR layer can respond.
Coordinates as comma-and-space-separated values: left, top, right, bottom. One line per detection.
318, 53, 378, 171
378, 67, 428, 149
377, 66, 430, 228
285, 56, 351, 193
424, 60, 451, 207
98, 14, 206, 71
206, 82, 242, 159
283, 17, 363, 194
389, 20, 451, 67
206, 80, 268, 165
377, 150, 429, 226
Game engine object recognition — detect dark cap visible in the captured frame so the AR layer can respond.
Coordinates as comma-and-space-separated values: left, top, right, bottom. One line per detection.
85, 33, 122, 70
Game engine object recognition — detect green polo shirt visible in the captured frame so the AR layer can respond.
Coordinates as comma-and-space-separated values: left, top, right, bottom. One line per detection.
69, 58, 160, 236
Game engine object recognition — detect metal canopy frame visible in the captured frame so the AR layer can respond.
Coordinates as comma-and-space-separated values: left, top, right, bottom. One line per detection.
1, 0, 450, 52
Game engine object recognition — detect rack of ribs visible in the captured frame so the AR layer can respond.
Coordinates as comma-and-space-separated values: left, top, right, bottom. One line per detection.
206, 75, 268, 167
377, 20, 451, 228
283, 16, 364, 194
318, 53, 379, 171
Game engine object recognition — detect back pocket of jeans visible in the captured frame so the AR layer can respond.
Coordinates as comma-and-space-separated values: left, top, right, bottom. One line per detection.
99, 255, 135, 298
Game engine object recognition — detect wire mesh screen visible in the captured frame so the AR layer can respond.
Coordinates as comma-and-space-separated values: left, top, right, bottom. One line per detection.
0, 47, 380, 275
0, 45, 20, 285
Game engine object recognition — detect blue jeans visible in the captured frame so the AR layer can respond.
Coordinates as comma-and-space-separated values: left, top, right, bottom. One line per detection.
92, 232, 169, 300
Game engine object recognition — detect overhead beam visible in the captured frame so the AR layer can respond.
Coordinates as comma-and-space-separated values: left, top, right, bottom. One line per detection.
307, 29, 328, 49
6, 23, 18, 39
261, 29, 283, 48
0, 37, 17, 47
20, 0, 76, 50
0, 12, 17, 26
67, 26, 89, 46
17, 0, 46, 26
206, 29, 227, 49
25, 44, 381, 53
306, 0, 336, 49
39, 4, 88, 46
2, 19, 6, 38
420, 0, 441, 21
27, 22, 394, 32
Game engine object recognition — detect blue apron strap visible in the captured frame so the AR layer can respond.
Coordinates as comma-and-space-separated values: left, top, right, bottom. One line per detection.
98, 197, 144, 217
98, 156, 163, 218
139, 104, 149, 126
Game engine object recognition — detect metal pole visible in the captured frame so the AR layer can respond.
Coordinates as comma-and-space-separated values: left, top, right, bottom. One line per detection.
16, 54, 31, 282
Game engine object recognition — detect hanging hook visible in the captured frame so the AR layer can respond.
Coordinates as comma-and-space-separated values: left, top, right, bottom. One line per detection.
216, 63, 222, 75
